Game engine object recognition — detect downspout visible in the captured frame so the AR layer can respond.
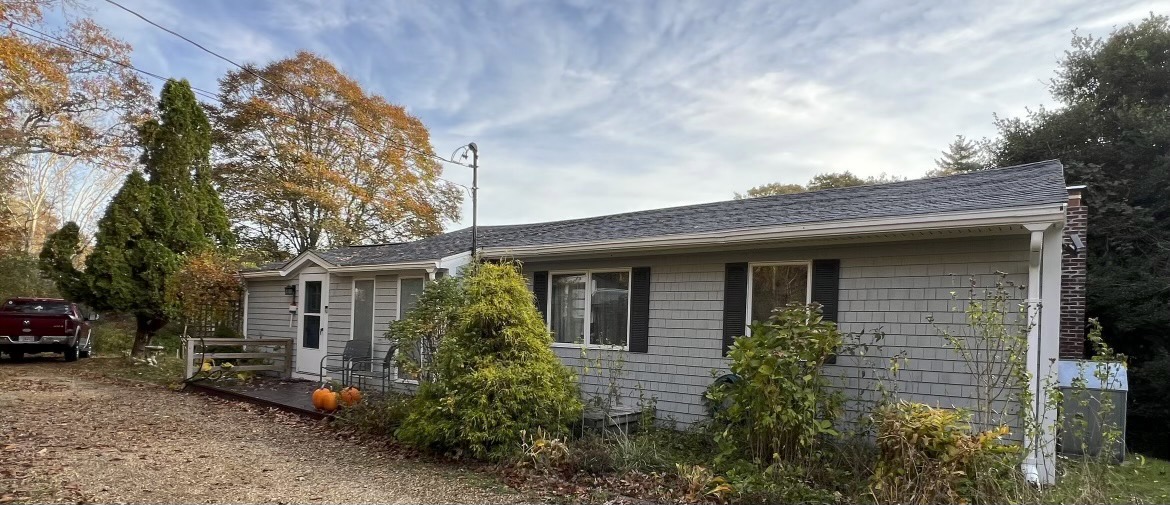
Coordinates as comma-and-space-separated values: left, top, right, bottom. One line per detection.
1023, 222, 1060, 485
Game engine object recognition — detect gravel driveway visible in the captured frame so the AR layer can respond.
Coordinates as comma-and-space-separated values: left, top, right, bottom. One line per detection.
0, 358, 521, 504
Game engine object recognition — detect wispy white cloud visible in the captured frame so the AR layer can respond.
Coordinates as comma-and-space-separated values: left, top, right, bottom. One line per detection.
70, 0, 1170, 229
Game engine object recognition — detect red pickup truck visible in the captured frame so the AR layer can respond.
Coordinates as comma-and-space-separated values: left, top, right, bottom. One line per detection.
0, 297, 95, 361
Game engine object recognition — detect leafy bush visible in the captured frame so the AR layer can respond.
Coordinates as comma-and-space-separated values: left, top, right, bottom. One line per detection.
564, 434, 618, 475
385, 275, 464, 383
332, 394, 413, 437
707, 303, 843, 465
396, 262, 583, 460
721, 460, 838, 505
518, 428, 571, 474
91, 320, 135, 356
0, 251, 57, 301
676, 463, 732, 503
870, 401, 1018, 505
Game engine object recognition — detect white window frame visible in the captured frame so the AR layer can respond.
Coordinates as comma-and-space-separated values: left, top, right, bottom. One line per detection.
546, 268, 633, 351
393, 275, 426, 384
349, 277, 377, 358
745, 260, 813, 334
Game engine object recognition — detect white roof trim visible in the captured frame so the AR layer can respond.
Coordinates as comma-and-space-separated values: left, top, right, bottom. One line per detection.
240, 258, 439, 279
480, 203, 1067, 259
278, 251, 333, 277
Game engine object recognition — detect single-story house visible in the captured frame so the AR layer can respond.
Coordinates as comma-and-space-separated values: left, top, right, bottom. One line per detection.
240, 159, 1085, 483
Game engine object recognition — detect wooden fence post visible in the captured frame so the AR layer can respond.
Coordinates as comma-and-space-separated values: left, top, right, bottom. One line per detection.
185, 337, 196, 379
284, 340, 293, 379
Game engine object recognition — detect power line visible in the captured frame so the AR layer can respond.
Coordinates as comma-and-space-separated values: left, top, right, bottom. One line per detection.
9, 20, 471, 192
8, 21, 220, 102
101, 0, 471, 170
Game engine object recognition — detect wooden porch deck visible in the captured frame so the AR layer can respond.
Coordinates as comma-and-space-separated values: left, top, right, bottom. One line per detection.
186, 378, 329, 420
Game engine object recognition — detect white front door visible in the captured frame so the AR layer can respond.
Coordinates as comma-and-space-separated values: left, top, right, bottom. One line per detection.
295, 273, 329, 380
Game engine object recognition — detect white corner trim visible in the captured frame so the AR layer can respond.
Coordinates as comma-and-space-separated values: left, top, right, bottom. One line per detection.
481, 204, 1067, 259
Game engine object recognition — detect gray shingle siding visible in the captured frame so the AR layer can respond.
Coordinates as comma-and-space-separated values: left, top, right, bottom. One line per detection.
245, 279, 296, 341
525, 235, 1030, 429
244, 235, 1033, 433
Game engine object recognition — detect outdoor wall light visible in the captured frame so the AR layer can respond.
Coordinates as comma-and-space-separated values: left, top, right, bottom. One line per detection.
1064, 233, 1084, 255
284, 284, 297, 296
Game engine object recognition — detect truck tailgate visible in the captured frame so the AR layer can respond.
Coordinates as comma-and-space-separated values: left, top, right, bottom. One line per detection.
0, 313, 71, 338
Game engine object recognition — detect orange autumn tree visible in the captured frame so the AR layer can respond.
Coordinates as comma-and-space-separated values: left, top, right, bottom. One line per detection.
0, 0, 150, 250
208, 51, 462, 255
166, 251, 242, 339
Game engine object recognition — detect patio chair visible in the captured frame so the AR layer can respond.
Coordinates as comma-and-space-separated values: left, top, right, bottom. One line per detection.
318, 339, 371, 386
349, 344, 398, 393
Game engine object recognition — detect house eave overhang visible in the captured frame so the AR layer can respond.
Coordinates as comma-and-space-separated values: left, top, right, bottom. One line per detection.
240, 257, 440, 279
480, 203, 1067, 260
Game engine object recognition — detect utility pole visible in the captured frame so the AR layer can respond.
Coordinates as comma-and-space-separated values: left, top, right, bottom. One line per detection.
468, 142, 479, 259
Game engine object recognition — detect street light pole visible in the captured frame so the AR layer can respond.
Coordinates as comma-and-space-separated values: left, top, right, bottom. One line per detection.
468, 142, 478, 259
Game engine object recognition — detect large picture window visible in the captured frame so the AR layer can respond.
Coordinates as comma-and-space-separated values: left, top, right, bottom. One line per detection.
748, 263, 810, 324
549, 270, 630, 347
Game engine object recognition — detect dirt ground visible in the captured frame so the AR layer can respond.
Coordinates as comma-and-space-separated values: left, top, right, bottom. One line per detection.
0, 357, 522, 504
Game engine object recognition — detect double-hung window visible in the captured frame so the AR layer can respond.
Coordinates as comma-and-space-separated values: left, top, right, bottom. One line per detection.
747, 262, 811, 325
548, 270, 630, 348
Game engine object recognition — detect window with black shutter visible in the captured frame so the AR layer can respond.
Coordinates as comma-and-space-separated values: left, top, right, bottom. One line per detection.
628, 267, 650, 353
722, 262, 748, 356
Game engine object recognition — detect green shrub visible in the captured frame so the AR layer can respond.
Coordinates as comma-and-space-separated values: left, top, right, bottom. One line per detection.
0, 251, 57, 301
92, 321, 135, 356
707, 303, 843, 465
870, 401, 1018, 505
396, 262, 583, 460
332, 394, 413, 436
721, 460, 838, 504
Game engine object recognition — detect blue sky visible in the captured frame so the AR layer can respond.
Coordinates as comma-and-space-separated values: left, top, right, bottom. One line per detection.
77, 0, 1165, 230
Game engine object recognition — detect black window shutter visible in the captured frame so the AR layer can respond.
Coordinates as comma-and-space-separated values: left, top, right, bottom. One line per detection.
811, 259, 841, 365
722, 262, 748, 356
811, 259, 840, 322
532, 271, 549, 322
629, 267, 651, 353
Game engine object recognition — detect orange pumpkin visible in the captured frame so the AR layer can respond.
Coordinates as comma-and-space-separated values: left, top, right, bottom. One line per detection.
339, 387, 362, 407
311, 387, 333, 410
319, 391, 340, 412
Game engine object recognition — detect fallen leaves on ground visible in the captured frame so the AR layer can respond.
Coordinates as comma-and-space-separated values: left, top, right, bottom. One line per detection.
0, 358, 522, 504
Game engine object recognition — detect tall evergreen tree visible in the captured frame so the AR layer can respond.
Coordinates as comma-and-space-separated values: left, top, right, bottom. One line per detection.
40, 79, 231, 356
990, 15, 1170, 454
932, 135, 987, 175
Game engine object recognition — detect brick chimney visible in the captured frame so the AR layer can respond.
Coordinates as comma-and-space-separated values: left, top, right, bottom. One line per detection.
1059, 186, 1088, 359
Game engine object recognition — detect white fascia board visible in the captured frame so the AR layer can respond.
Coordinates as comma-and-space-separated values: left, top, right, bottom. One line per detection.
241, 259, 439, 279
277, 251, 334, 277
480, 204, 1066, 259
327, 260, 439, 274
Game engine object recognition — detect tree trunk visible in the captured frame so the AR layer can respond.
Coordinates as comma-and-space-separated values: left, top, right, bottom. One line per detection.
131, 315, 167, 358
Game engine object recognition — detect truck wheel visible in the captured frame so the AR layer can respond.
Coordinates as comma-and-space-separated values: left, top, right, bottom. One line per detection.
8, 351, 23, 361
64, 346, 78, 362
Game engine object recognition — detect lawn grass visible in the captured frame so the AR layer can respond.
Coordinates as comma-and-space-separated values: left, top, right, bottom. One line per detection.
1046, 453, 1170, 504
1101, 454, 1169, 504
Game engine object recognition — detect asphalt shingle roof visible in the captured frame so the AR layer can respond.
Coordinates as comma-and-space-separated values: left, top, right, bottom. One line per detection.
279, 160, 1067, 269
